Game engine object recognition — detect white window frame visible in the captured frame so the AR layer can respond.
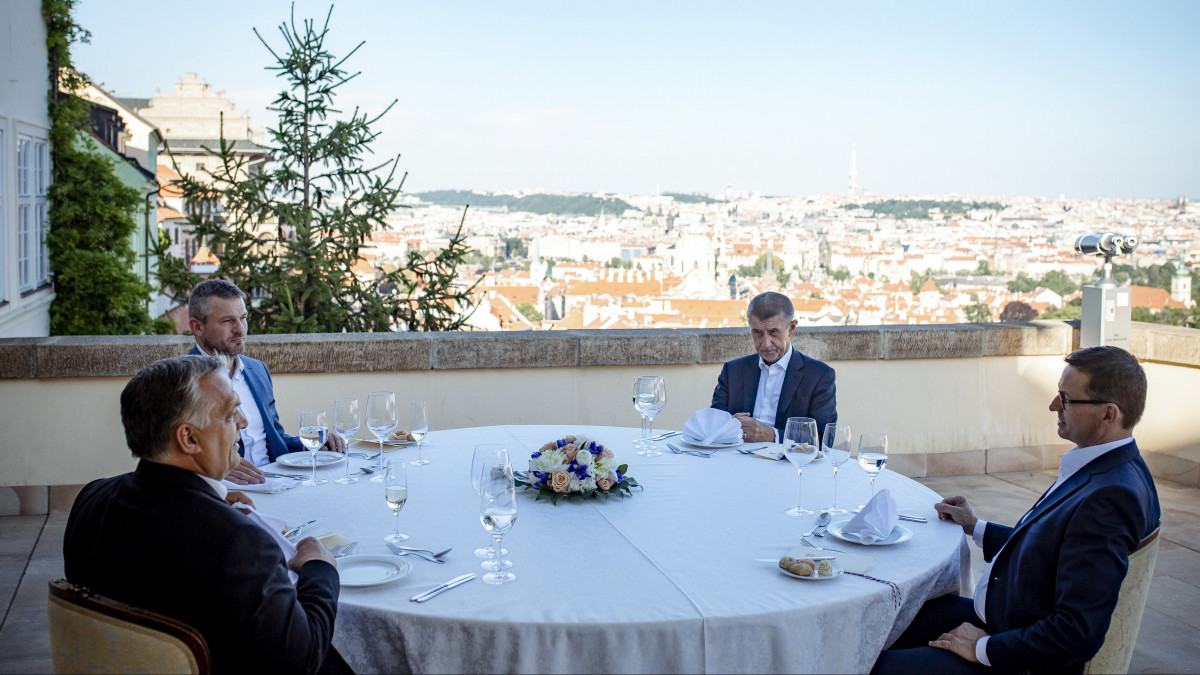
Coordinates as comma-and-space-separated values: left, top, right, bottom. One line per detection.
17, 136, 32, 292
35, 140, 49, 285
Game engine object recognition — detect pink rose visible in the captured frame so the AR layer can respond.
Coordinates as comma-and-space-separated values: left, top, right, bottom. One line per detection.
599, 449, 614, 460
563, 435, 577, 443
563, 443, 578, 461
596, 477, 614, 491
540, 442, 557, 452
551, 470, 571, 493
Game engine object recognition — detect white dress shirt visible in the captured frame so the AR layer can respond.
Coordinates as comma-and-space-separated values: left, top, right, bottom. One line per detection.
752, 347, 793, 443
197, 473, 229, 501
196, 345, 270, 467
970, 436, 1134, 666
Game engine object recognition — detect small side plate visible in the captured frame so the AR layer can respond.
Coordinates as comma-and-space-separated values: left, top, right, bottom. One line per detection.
338, 554, 413, 587
277, 451, 347, 468
779, 561, 844, 580
679, 434, 742, 449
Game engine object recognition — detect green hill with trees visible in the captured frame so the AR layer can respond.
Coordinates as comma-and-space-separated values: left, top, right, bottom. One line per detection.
416, 190, 637, 217
844, 199, 1005, 220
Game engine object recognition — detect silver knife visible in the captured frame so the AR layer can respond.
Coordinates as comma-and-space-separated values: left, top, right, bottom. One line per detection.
650, 431, 680, 441
410, 573, 476, 602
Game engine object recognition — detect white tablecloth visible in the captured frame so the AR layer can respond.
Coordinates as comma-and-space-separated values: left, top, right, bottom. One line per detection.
255, 425, 968, 674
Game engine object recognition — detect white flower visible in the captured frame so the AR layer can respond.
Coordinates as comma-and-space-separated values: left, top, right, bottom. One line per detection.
580, 474, 597, 491
576, 447, 595, 467
567, 476, 582, 493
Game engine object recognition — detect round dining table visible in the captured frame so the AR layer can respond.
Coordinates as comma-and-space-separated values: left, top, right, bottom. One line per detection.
254, 425, 969, 674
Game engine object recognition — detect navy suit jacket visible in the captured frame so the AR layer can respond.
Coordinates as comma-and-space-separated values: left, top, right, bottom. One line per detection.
64, 460, 343, 673
189, 345, 303, 462
981, 439, 1160, 673
710, 348, 838, 436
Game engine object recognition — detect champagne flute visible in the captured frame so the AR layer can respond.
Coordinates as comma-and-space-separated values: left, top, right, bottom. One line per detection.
410, 400, 430, 466
822, 423, 852, 514
333, 397, 360, 485
298, 411, 328, 487
479, 469, 517, 585
365, 391, 397, 483
634, 376, 666, 457
383, 460, 409, 543
470, 444, 510, 562
856, 432, 889, 511
782, 417, 818, 516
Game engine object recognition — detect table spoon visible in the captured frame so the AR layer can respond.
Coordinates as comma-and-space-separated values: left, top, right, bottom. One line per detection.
803, 511, 832, 537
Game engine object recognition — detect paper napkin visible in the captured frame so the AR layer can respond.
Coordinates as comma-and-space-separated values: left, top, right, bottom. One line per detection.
683, 408, 743, 445
786, 544, 874, 574
222, 477, 298, 494
842, 488, 898, 544
232, 504, 299, 583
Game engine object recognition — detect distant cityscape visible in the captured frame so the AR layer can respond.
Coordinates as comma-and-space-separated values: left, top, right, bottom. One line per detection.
46, 72, 1200, 333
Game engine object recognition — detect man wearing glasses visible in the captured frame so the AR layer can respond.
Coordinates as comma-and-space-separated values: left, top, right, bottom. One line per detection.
873, 345, 1161, 674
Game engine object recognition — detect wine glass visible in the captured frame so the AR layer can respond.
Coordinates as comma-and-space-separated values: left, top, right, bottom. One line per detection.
298, 411, 328, 487
365, 391, 397, 483
479, 468, 518, 585
410, 400, 430, 466
634, 376, 666, 457
631, 383, 650, 451
333, 398, 360, 485
470, 444, 511, 564
383, 460, 409, 543
822, 423, 852, 514
782, 417, 818, 516
856, 432, 889, 511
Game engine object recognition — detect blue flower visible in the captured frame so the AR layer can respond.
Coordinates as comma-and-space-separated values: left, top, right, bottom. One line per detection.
531, 451, 542, 459
556, 438, 567, 448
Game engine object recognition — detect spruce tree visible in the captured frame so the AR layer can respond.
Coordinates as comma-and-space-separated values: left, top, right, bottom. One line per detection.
154, 7, 477, 333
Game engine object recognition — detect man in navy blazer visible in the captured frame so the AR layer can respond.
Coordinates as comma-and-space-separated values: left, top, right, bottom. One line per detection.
188, 280, 344, 484
872, 346, 1161, 674
711, 292, 837, 441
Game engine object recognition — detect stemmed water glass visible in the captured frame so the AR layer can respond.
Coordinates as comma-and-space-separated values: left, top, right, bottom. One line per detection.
298, 411, 328, 487
633, 376, 666, 457
333, 398, 360, 485
631, 385, 650, 452
479, 466, 518, 585
410, 400, 430, 466
856, 432, 889, 511
471, 444, 512, 569
383, 460, 409, 543
782, 417, 819, 516
822, 423, 852, 514
365, 391, 397, 483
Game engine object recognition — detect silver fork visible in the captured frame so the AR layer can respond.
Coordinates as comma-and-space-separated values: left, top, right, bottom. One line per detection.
801, 537, 846, 553
331, 542, 359, 557
386, 542, 445, 564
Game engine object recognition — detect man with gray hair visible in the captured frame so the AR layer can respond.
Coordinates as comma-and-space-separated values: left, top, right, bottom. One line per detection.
711, 291, 837, 442
188, 279, 344, 485
64, 355, 350, 673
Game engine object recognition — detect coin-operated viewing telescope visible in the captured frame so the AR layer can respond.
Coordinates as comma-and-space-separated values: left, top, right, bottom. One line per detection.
1074, 233, 1138, 349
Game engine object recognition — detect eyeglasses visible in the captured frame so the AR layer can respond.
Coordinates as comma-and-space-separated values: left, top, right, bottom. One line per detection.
1057, 392, 1113, 408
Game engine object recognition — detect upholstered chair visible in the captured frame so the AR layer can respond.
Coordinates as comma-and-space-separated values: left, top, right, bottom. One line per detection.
1082, 526, 1161, 675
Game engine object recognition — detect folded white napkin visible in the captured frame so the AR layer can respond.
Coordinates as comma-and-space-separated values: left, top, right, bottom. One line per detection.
842, 488, 898, 544
222, 477, 297, 494
232, 504, 300, 583
684, 408, 743, 445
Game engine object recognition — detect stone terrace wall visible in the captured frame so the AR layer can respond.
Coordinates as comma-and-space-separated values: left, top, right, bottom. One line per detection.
1, 321, 1197, 514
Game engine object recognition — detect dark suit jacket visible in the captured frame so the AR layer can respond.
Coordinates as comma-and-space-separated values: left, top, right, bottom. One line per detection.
981, 440, 1160, 673
710, 347, 838, 435
64, 460, 343, 674
190, 345, 303, 462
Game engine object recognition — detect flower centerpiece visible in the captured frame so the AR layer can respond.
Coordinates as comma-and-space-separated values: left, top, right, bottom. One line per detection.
513, 435, 640, 504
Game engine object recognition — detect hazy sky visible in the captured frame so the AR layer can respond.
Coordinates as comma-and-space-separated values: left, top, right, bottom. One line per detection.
74, 1, 1199, 200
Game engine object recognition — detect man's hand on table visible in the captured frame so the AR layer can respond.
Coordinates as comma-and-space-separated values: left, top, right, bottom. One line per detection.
224, 491, 255, 508
322, 432, 347, 454
934, 495, 979, 535
929, 622, 987, 663
225, 458, 266, 485
733, 413, 776, 443
290, 536, 336, 571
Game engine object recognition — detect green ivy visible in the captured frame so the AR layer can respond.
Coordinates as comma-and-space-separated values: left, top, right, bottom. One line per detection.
42, 0, 159, 335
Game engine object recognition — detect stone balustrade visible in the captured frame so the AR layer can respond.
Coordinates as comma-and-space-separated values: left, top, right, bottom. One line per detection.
2, 320, 1197, 514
